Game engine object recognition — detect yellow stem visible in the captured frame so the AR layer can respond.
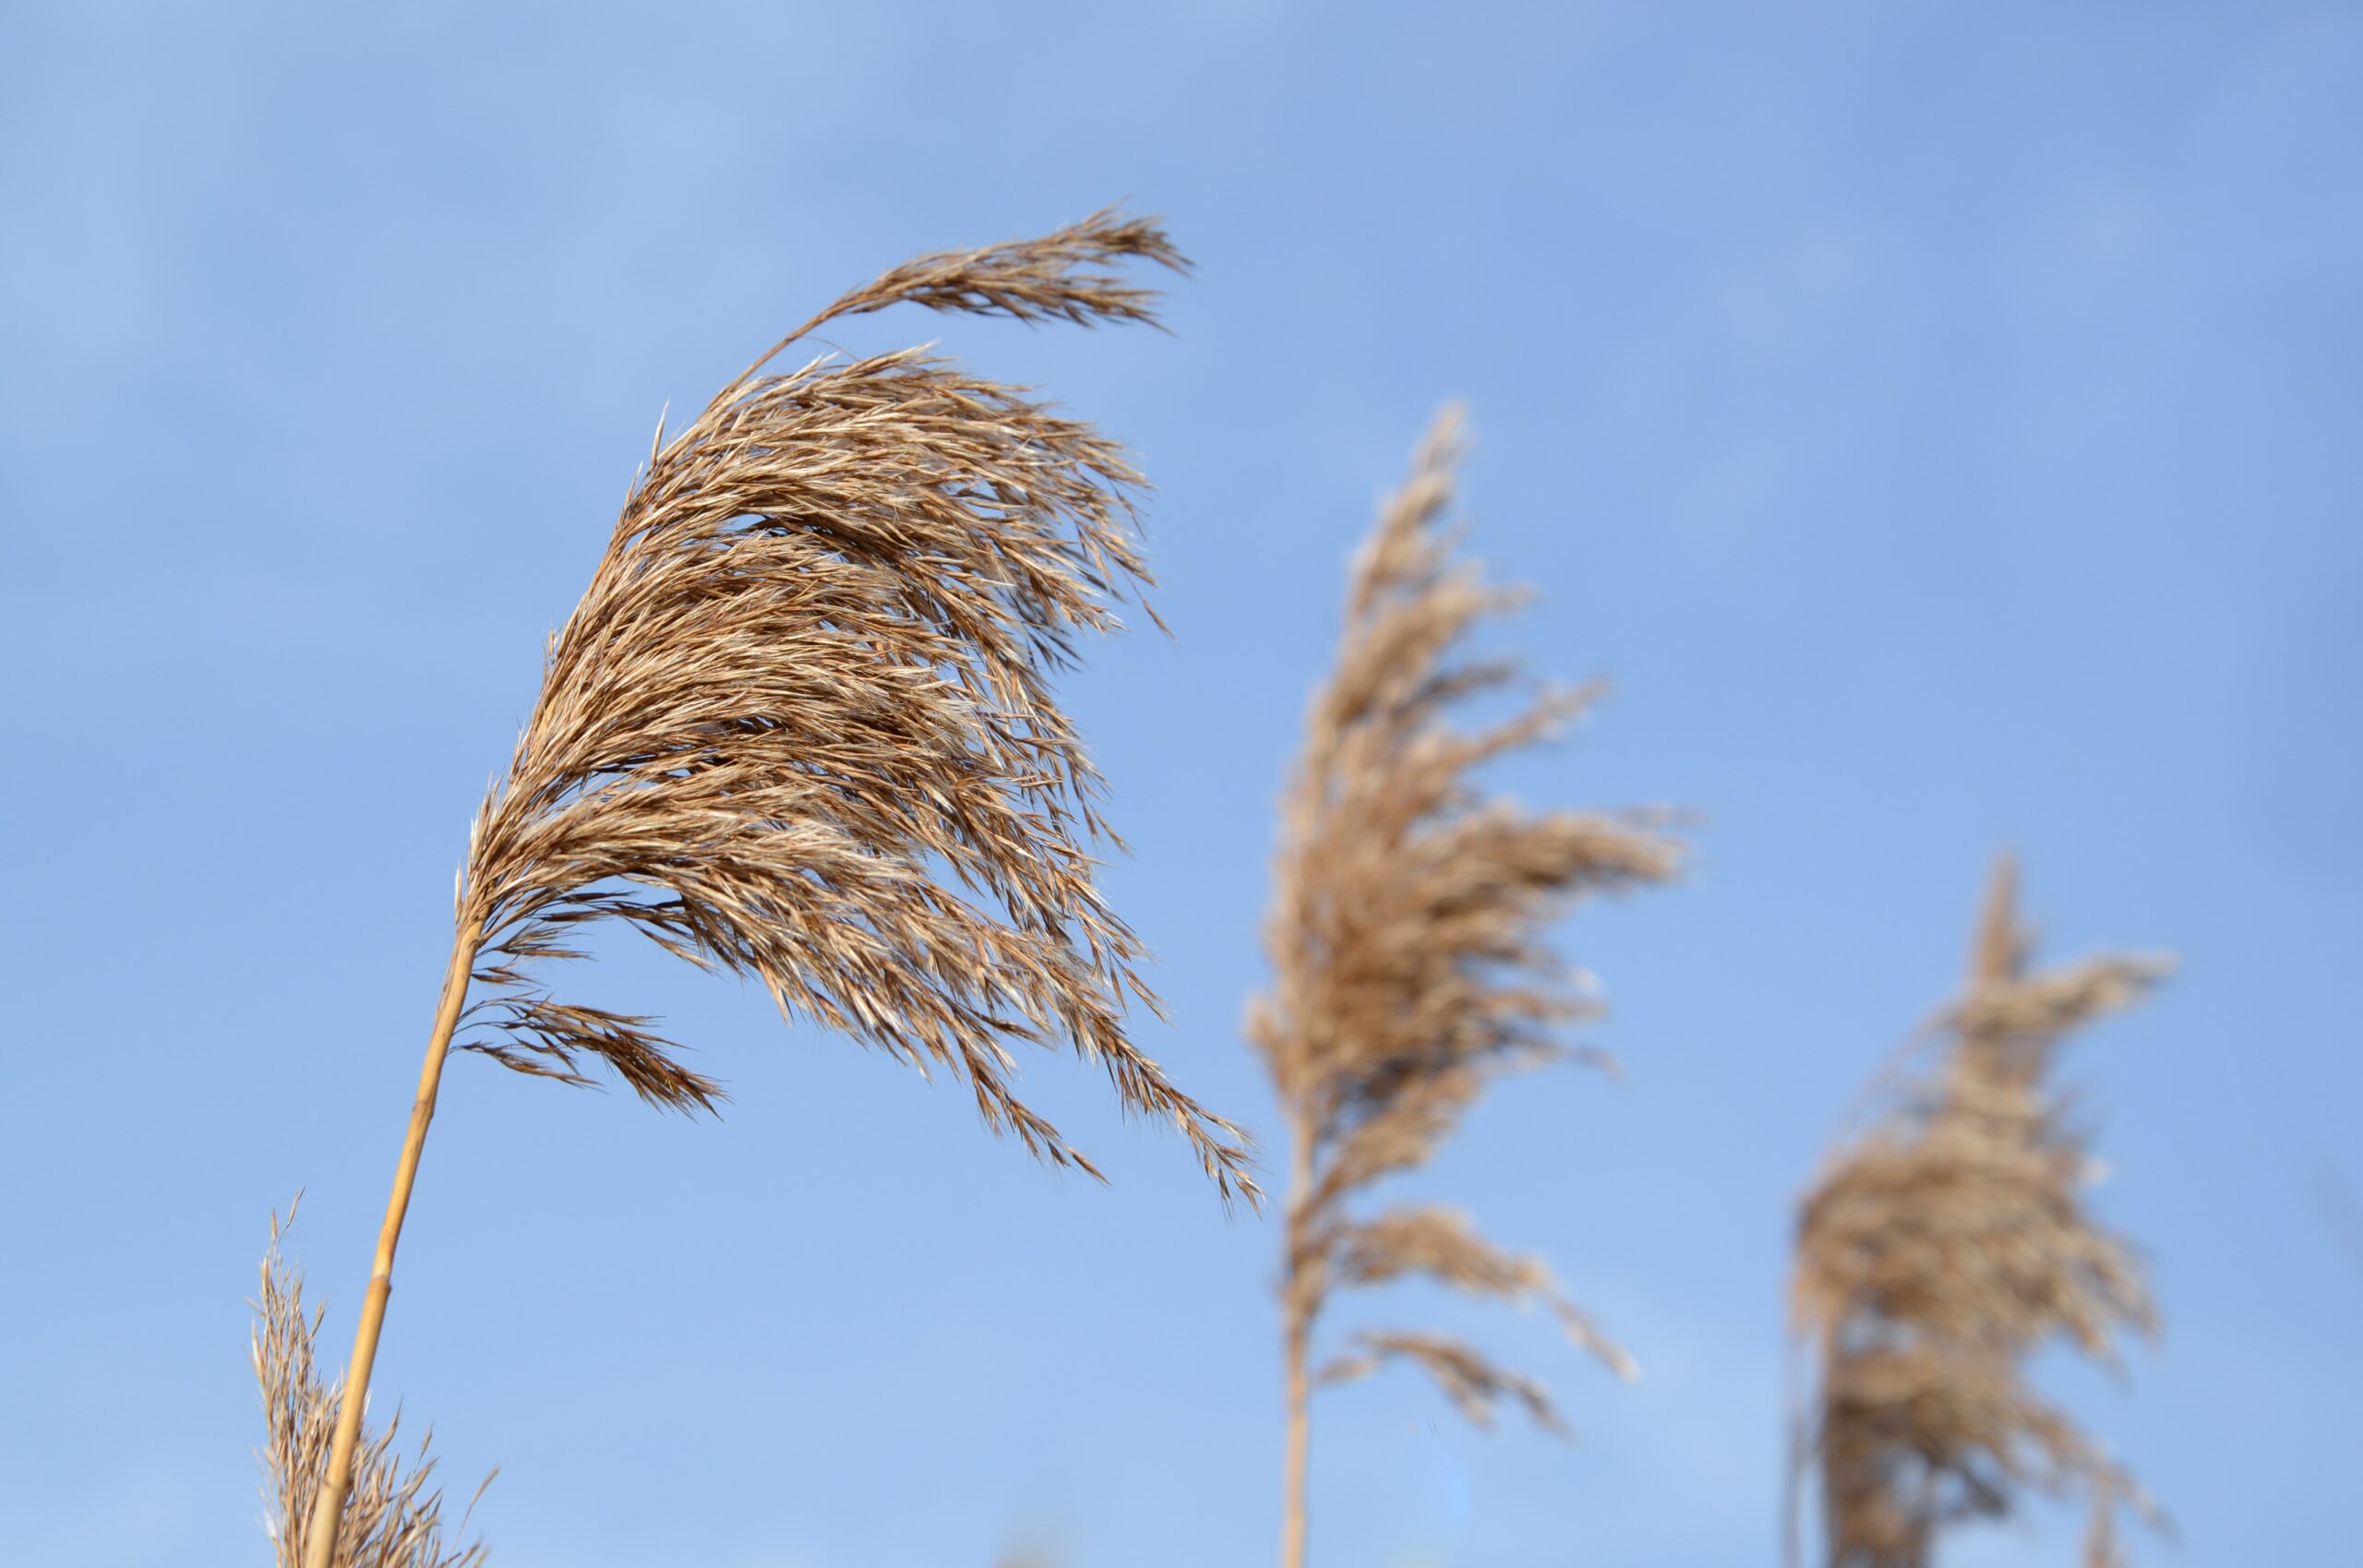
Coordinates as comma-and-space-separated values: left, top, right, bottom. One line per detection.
1280, 1109, 1314, 1568
300, 918, 482, 1568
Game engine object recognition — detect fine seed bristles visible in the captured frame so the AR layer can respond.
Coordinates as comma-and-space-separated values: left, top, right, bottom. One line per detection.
302, 209, 1255, 1568
255, 1204, 492, 1568
1249, 407, 1684, 1568
1791, 854, 2170, 1568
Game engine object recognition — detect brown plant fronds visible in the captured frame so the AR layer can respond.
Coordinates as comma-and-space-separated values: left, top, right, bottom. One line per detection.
306, 208, 1254, 1568
1792, 854, 2170, 1568
1316, 1331, 1569, 1433
255, 1205, 491, 1568
451, 206, 1250, 1194
745, 207, 1188, 369
1249, 407, 1684, 1568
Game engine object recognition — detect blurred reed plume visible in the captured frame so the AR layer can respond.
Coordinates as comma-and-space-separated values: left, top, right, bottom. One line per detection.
1791, 855, 2170, 1568
255, 1204, 491, 1568
1247, 407, 1684, 1568
304, 209, 1256, 1568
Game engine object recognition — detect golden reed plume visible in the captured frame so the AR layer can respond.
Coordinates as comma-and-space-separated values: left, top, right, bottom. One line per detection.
1792, 855, 2169, 1568
1248, 408, 1683, 1568
303, 210, 1256, 1568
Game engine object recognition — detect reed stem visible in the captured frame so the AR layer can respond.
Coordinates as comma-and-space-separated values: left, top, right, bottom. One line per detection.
1280, 1318, 1309, 1568
1279, 1110, 1313, 1568
301, 918, 483, 1568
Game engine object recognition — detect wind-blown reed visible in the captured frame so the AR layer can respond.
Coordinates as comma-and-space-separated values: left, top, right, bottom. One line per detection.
1247, 408, 1684, 1568
255, 1206, 491, 1568
303, 209, 1255, 1568
1792, 856, 2168, 1568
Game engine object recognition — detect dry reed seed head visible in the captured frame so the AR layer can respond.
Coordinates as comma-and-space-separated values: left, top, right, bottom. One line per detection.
1817, 1339, 2158, 1568
1317, 1332, 1571, 1434
1816, 1341, 2080, 1568
1255, 404, 1684, 1435
1943, 955, 2174, 1091
750, 207, 1190, 368
254, 1207, 492, 1568
1793, 1095, 2157, 1359
430, 210, 1254, 1203
1793, 857, 2167, 1568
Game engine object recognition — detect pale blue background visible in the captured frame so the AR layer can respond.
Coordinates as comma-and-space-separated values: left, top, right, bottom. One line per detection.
2, 5, 2357, 1566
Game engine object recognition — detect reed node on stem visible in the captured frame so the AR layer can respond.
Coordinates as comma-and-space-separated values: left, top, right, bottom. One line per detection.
255, 1202, 493, 1568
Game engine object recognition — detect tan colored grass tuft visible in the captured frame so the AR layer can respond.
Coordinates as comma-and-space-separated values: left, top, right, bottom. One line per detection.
1792, 854, 2169, 1568
255, 1203, 491, 1568
303, 209, 1253, 1568
1249, 407, 1684, 1568
450, 208, 1247, 1189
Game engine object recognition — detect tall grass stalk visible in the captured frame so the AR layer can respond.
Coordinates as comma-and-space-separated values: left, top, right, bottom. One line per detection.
1247, 409, 1682, 1568
302, 210, 1258, 1568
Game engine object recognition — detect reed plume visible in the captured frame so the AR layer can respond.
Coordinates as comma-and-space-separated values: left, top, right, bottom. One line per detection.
255, 1204, 492, 1568
1791, 855, 2169, 1568
303, 209, 1256, 1568
1247, 408, 1684, 1568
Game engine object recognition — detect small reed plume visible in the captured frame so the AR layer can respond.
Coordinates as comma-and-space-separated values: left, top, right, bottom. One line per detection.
1791, 854, 2170, 1568
303, 209, 1257, 1568
1247, 408, 1684, 1568
255, 1203, 492, 1568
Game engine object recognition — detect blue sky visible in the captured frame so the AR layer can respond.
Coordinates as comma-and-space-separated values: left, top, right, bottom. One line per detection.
2, 4, 2357, 1565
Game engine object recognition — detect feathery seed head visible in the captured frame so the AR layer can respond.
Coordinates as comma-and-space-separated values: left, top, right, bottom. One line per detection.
1257, 406, 1682, 1433
1793, 857, 2167, 1568
435, 209, 1253, 1201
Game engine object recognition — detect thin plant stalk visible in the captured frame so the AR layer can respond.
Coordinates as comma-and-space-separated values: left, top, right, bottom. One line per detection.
305, 922, 480, 1568
1278, 1109, 1313, 1568
257, 1202, 490, 1568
